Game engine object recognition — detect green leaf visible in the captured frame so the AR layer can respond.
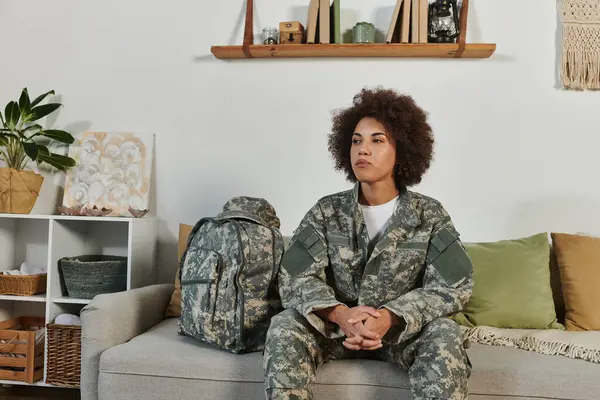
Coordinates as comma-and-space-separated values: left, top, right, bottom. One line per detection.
4, 104, 11, 126
23, 124, 42, 134
5, 101, 20, 129
37, 153, 63, 171
23, 141, 39, 161
0, 135, 8, 147
48, 153, 76, 167
38, 152, 75, 171
19, 88, 31, 115
30, 103, 61, 122
40, 129, 74, 144
0, 111, 5, 127
36, 144, 50, 156
30, 90, 55, 107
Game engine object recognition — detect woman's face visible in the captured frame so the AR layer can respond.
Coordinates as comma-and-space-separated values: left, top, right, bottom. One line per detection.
350, 117, 397, 185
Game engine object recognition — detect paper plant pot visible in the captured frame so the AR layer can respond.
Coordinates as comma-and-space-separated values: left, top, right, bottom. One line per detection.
0, 168, 44, 214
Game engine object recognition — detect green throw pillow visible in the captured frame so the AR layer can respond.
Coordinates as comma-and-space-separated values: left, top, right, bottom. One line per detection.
453, 232, 564, 330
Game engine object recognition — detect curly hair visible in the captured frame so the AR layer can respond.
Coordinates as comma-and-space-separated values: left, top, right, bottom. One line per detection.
327, 87, 434, 188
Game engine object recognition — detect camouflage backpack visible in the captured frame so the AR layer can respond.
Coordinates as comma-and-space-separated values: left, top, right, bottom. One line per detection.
177, 197, 285, 354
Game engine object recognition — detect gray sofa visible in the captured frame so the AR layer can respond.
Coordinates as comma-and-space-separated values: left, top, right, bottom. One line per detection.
80, 283, 600, 400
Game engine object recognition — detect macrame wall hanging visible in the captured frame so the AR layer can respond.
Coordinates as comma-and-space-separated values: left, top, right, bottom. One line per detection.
560, 0, 600, 90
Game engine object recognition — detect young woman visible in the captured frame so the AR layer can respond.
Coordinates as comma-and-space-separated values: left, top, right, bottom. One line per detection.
263, 88, 474, 400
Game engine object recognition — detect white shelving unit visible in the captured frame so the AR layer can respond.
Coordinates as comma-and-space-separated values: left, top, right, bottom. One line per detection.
0, 213, 158, 388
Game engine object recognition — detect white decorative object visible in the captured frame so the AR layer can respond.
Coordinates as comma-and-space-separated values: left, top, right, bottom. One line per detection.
54, 313, 81, 326
62, 132, 154, 217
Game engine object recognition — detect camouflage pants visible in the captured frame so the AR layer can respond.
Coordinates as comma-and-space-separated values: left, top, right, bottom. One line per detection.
263, 309, 471, 400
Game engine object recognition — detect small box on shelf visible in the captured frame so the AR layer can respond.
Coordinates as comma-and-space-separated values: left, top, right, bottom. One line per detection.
279, 21, 305, 44
0, 316, 45, 384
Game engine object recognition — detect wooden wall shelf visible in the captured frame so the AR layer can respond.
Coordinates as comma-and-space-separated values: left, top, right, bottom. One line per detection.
211, 43, 496, 59
211, 0, 495, 61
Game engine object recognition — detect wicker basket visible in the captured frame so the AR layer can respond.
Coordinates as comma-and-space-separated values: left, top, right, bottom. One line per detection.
59, 255, 127, 299
0, 274, 47, 296
45, 323, 81, 388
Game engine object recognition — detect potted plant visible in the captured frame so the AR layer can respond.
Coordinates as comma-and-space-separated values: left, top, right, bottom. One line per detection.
0, 88, 76, 214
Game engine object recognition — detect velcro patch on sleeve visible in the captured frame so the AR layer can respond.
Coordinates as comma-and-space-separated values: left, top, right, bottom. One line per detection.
426, 227, 473, 287
281, 225, 327, 277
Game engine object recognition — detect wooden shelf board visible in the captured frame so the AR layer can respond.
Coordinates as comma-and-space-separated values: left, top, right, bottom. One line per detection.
0, 213, 156, 223
0, 294, 46, 303
211, 43, 496, 59
52, 296, 91, 305
0, 379, 53, 387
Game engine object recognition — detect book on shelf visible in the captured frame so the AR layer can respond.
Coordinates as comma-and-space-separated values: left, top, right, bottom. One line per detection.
419, 0, 428, 43
304, 0, 430, 46
400, 0, 411, 43
306, 0, 341, 44
306, 0, 320, 44
330, 0, 341, 44
411, 0, 419, 43
319, 0, 330, 44
386, 0, 429, 44
386, 0, 404, 43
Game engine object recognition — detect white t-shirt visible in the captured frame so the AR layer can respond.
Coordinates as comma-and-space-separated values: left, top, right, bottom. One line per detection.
360, 196, 399, 244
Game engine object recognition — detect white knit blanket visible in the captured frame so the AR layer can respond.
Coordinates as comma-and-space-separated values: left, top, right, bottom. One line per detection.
462, 326, 600, 364
560, 0, 600, 89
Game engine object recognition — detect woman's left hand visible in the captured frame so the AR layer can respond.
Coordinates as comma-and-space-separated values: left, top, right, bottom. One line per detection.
344, 309, 397, 350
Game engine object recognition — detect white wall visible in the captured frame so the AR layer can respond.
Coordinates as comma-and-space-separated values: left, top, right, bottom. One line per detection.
2, 0, 600, 283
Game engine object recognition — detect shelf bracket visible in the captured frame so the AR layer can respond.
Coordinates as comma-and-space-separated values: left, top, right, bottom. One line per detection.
243, 0, 254, 58
455, 0, 469, 58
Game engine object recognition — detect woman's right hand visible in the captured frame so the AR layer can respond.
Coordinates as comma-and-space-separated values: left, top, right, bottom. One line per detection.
331, 305, 382, 348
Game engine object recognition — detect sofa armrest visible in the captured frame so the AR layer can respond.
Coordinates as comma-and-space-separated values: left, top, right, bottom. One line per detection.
80, 283, 175, 400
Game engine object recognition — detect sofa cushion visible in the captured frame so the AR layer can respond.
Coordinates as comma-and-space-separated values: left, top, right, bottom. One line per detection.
551, 232, 600, 331
165, 224, 194, 318
99, 318, 600, 400
455, 233, 563, 330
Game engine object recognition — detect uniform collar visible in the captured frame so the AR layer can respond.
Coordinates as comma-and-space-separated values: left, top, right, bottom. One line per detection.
352, 182, 420, 227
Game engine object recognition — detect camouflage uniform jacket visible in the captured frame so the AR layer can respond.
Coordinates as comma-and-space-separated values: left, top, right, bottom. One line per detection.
278, 184, 474, 344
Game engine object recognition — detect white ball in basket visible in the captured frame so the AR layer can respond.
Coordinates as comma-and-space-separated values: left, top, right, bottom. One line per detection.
54, 313, 81, 326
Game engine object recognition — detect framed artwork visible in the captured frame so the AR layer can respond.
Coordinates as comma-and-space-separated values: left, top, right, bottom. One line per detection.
62, 132, 154, 217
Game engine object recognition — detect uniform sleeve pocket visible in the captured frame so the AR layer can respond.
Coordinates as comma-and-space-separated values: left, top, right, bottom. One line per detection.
426, 227, 473, 287
282, 225, 326, 277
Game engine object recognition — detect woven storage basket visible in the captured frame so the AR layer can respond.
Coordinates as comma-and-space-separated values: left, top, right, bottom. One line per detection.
0, 274, 46, 296
45, 323, 81, 388
59, 255, 127, 299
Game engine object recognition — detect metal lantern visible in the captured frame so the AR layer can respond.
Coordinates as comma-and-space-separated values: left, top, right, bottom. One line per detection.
428, 0, 460, 43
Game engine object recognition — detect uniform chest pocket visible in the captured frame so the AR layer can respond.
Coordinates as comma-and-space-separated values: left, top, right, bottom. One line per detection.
373, 240, 428, 277
326, 232, 362, 270
326, 232, 354, 247
326, 232, 356, 259
396, 241, 428, 253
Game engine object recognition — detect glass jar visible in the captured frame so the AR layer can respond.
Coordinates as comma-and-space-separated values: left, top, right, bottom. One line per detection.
262, 27, 279, 45
352, 22, 376, 44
